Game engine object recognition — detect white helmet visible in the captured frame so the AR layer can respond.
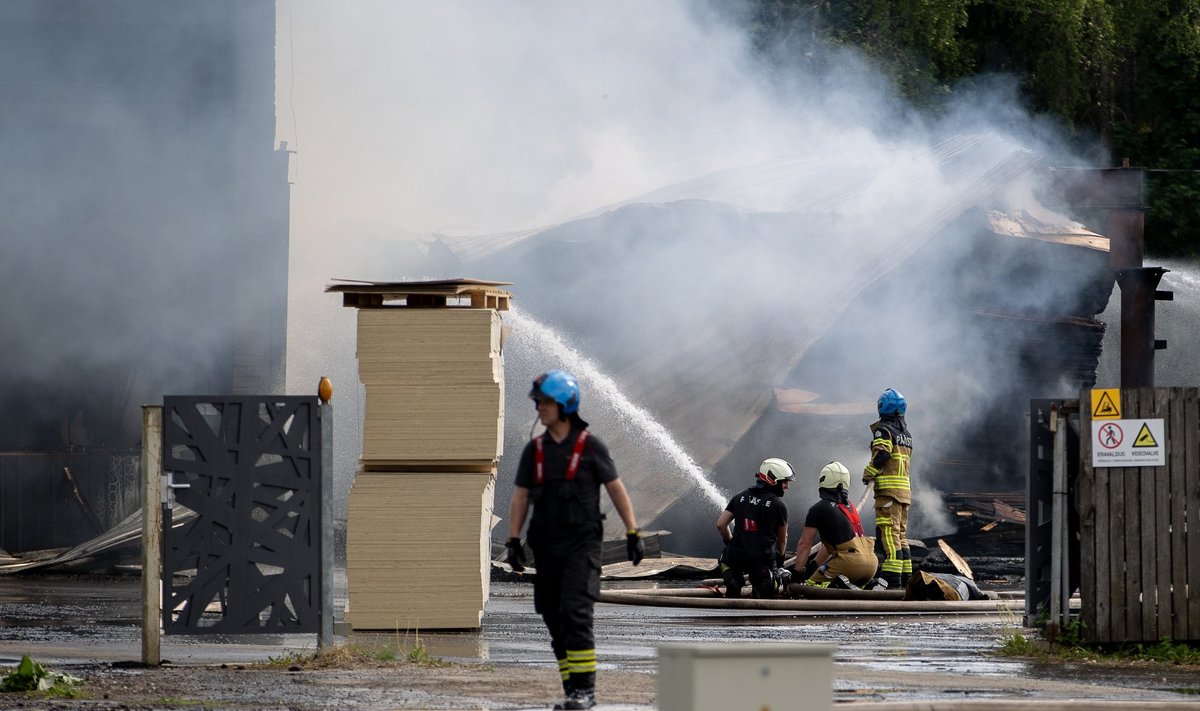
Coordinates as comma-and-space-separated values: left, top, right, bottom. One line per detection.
756, 457, 796, 487
819, 461, 851, 491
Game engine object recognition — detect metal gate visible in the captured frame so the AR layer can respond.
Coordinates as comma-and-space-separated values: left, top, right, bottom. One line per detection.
161, 396, 322, 634
1026, 399, 1081, 628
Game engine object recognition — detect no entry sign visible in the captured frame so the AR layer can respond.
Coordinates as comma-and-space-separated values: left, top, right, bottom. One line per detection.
1091, 418, 1165, 467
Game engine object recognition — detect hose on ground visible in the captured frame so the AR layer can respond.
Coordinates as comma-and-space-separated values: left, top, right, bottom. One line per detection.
598, 589, 1018, 613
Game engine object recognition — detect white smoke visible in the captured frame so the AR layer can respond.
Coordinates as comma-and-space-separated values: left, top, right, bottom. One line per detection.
277, 1, 1100, 548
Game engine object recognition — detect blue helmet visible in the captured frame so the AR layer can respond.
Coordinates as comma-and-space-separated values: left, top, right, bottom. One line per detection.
530, 370, 580, 414
877, 388, 906, 416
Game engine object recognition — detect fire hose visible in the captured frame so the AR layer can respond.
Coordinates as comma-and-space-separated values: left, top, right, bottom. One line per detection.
598, 587, 1018, 613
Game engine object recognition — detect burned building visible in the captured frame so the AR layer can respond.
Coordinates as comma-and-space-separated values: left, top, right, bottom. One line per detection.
421, 135, 1116, 554
0, 1, 288, 552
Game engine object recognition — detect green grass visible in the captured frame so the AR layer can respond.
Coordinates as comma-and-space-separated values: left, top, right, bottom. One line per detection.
1134, 639, 1200, 665
997, 630, 1038, 656
262, 639, 445, 669
995, 624, 1200, 666
1, 655, 83, 696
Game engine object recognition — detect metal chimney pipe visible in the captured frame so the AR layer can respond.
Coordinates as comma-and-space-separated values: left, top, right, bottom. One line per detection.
1116, 267, 1168, 388
1101, 169, 1146, 270
1043, 166, 1153, 386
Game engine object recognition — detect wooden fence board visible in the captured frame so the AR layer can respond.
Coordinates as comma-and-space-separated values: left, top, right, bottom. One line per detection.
1122, 389, 1140, 641
1089, 389, 1112, 642
1142, 389, 1161, 638
1110, 458, 1126, 643
1151, 388, 1171, 640
1169, 389, 1188, 640
1137, 391, 1166, 643
1080, 387, 1200, 642
1132, 390, 1149, 639
1136, 394, 1152, 639
1187, 388, 1200, 640
1077, 397, 1098, 640
1094, 453, 1111, 642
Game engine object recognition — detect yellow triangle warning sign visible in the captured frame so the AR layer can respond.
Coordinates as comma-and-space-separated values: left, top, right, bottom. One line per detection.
1091, 389, 1121, 419
1133, 423, 1159, 448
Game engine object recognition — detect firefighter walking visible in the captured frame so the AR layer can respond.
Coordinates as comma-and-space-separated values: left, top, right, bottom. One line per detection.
862, 388, 913, 589
505, 370, 643, 711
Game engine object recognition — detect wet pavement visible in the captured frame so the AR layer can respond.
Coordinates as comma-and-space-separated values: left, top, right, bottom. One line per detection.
2, 573, 1199, 708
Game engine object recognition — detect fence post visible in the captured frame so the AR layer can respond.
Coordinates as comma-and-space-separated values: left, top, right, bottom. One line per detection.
140, 405, 163, 666
318, 395, 334, 650
1049, 404, 1070, 632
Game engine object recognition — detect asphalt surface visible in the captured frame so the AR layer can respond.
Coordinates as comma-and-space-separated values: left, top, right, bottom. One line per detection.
2, 573, 1199, 709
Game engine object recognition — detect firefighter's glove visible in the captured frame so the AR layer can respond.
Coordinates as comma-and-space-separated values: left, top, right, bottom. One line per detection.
717, 545, 731, 574
773, 567, 792, 592
626, 530, 645, 566
862, 464, 879, 485
505, 537, 526, 572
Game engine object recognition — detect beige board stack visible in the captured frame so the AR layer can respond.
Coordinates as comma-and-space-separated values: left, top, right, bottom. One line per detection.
347, 470, 496, 630
340, 291, 507, 631
356, 308, 504, 466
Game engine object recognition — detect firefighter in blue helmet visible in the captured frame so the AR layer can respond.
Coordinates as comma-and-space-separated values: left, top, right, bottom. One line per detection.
862, 388, 913, 589
505, 369, 643, 711
715, 458, 793, 598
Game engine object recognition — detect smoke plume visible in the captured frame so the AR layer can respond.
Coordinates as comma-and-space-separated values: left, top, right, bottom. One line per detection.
278, 1, 1110, 553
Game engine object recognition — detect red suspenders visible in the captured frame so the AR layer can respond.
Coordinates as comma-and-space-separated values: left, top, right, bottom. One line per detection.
534, 430, 590, 485
837, 502, 866, 537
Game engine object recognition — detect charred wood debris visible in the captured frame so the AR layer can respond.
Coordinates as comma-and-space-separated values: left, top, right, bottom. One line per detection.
917, 491, 1025, 583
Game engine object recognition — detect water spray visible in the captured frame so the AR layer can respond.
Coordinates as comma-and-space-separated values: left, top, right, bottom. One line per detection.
507, 306, 728, 509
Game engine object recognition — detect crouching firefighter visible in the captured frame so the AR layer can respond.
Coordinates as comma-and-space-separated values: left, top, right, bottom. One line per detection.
793, 461, 878, 589
505, 370, 644, 711
715, 458, 793, 598
862, 388, 914, 589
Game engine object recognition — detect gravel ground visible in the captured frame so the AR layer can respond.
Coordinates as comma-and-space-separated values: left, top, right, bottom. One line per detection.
4, 574, 1200, 710
47, 660, 656, 710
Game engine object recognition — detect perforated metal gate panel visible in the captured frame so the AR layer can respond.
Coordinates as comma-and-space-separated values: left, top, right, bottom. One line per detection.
161, 396, 322, 634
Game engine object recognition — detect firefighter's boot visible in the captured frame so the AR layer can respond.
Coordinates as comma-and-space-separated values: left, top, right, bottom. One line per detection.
552, 658, 572, 710
722, 570, 743, 599
829, 574, 860, 591
880, 571, 901, 590
552, 679, 572, 710
562, 672, 595, 709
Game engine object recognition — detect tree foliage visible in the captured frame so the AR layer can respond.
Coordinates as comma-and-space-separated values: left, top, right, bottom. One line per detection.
743, 0, 1200, 255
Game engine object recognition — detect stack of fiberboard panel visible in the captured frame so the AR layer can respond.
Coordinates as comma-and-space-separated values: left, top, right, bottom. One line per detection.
331, 280, 510, 631
346, 469, 497, 630
356, 308, 504, 467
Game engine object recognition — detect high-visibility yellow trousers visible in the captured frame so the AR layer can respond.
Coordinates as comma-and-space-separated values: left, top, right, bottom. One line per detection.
873, 494, 910, 578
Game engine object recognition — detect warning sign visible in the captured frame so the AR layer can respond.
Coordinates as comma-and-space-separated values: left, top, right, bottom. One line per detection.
1091, 388, 1121, 419
1133, 422, 1158, 448
1097, 422, 1123, 449
1092, 418, 1165, 467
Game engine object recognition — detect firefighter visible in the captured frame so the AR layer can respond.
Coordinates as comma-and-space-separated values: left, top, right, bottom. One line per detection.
715, 458, 793, 599
505, 369, 643, 711
793, 461, 878, 588
862, 388, 913, 589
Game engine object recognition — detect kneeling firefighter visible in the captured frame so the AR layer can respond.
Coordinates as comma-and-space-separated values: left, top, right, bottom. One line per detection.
793, 461, 878, 588
715, 458, 793, 598
505, 370, 644, 710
